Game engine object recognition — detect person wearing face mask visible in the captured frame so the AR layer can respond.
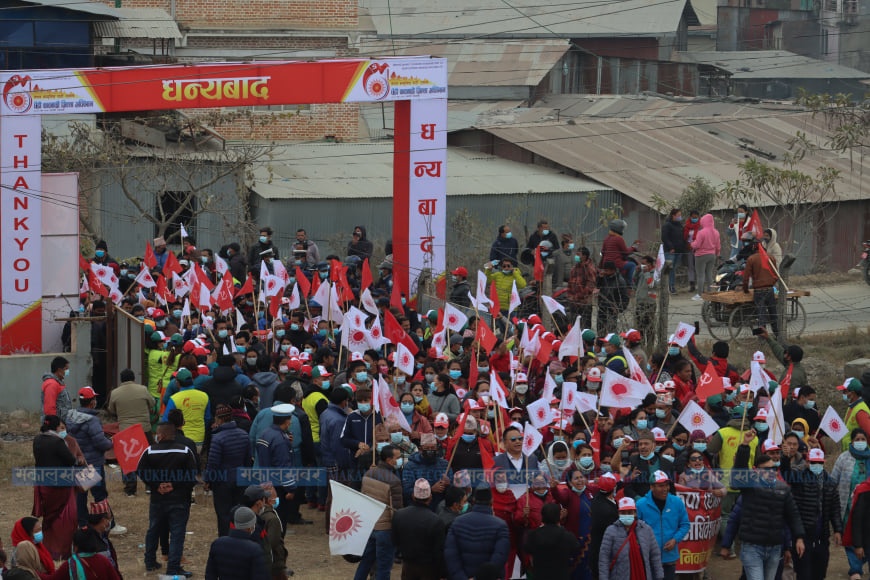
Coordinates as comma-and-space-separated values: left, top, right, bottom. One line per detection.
90, 239, 119, 273
618, 430, 670, 500
661, 208, 686, 295
514, 472, 559, 567
432, 413, 451, 453
163, 368, 211, 445
255, 405, 300, 531
507, 373, 535, 411
438, 485, 470, 530
783, 386, 820, 434
341, 388, 383, 476
589, 472, 620, 575
347, 358, 374, 393
599, 496, 663, 580
409, 381, 431, 420
520, 219, 559, 265
398, 392, 432, 446
708, 388, 758, 493
446, 415, 495, 473
248, 356, 279, 410
840, 378, 870, 451
727, 204, 750, 259
448, 266, 472, 308
566, 247, 598, 326
490, 224, 519, 265
484, 259, 527, 315
392, 478, 448, 580
833, 429, 870, 579
636, 470, 689, 580
402, 433, 451, 509
545, 440, 573, 481
256, 484, 290, 580
201, 355, 245, 411
549, 467, 592, 574
678, 449, 726, 496
429, 373, 461, 422
732, 432, 806, 580
789, 447, 842, 580
552, 233, 576, 290
385, 418, 418, 463
248, 226, 279, 279
41, 356, 73, 423
685, 336, 742, 389
355, 445, 404, 580
203, 404, 252, 537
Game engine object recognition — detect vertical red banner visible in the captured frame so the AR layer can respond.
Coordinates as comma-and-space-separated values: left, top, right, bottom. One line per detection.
393, 101, 412, 296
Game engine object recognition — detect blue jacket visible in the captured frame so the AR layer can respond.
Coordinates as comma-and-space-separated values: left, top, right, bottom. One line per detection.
320, 403, 353, 469
401, 451, 451, 507
256, 424, 296, 489
66, 407, 113, 467
249, 408, 302, 467
340, 409, 383, 453
205, 421, 251, 486
636, 490, 691, 564
444, 504, 510, 580
204, 528, 269, 580
250, 371, 279, 409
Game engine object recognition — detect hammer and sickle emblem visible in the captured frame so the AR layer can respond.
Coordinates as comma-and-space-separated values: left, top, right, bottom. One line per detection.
699, 373, 712, 386
120, 438, 143, 461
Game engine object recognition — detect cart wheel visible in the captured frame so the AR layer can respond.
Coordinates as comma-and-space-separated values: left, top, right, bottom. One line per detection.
785, 300, 807, 338
728, 306, 750, 340
702, 302, 730, 341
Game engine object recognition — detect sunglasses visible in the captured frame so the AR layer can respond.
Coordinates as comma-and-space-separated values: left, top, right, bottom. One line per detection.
507, 436, 522, 442
689, 456, 704, 462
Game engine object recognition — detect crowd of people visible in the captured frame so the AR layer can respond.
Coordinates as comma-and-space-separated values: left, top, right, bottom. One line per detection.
3, 218, 863, 580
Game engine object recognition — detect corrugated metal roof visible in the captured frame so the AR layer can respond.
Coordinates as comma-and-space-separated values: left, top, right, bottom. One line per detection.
93, 8, 182, 40
357, 39, 569, 87
674, 51, 870, 80
483, 109, 870, 207
360, 0, 698, 38
359, 100, 526, 139
250, 143, 607, 199
17, 0, 120, 17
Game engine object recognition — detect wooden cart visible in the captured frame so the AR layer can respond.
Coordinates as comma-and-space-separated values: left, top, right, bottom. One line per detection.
700, 289, 809, 341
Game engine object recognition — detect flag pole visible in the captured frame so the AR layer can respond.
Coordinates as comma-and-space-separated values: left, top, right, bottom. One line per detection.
666, 405, 685, 438
739, 394, 750, 433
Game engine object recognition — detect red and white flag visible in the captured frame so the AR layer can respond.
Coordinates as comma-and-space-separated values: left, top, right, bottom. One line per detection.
394, 342, 415, 376
526, 398, 553, 430
444, 303, 468, 333
374, 376, 411, 431
287, 283, 301, 310
819, 406, 848, 442
600, 369, 650, 408
542, 372, 558, 402
677, 400, 719, 437
366, 313, 390, 350
430, 327, 447, 356
214, 254, 229, 278
90, 262, 118, 290
522, 422, 543, 457
134, 266, 156, 289
622, 346, 653, 390
490, 370, 509, 409
476, 270, 492, 307
171, 271, 190, 298
748, 361, 767, 394
766, 388, 785, 444
697, 362, 725, 402
560, 382, 577, 419
575, 392, 598, 414
671, 322, 695, 347
508, 280, 521, 316
196, 283, 212, 312
654, 243, 665, 283
541, 295, 565, 317
360, 287, 379, 315
262, 274, 284, 298
328, 481, 387, 556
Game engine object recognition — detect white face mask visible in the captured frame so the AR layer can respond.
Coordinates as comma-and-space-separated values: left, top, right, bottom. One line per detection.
495, 482, 509, 493
515, 383, 529, 394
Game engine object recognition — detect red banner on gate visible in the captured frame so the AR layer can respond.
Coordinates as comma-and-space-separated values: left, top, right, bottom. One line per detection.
674, 484, 722, 574
112, 424, 150, 475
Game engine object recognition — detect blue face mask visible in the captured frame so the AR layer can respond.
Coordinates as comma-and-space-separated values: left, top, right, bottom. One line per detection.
318, 329, 328, 337
57, 430, 67, 439
655, 409, 666, 419
502, 269, 512, 276
290, 323, 300, 331
357, 403, 371, 414
172, 309, 183, 318
396, 376, 406, 385
673, 442, 684, 451
554, 375, 564, 384
845, 393, 852, 403
668, 346, 680, 356
391, 432, 404, 444
33, 531, 44, 544
505, 232, 513, 239
574, 255, 581, 263
259, 236, 268, 244
579, 456, 594, 468
854, 441, 869, 452
619, 515, 635, 526
725, 391, 737, 402
218, 329, 228, 338
600, 464, 613, 473
754, 422, 769, 432
120, 269, 128, 276
461, 434, 476, 443
612, 437, 624, 449
400, 402, 414, 414
95, 250, 105, 258
477, 366, 489, 374
693, 442, 707, 453
635, 419, 648, 430
640, 452, 655, 461
319, 272, 329, 280
414, 395, 423, 403
449, 370, 462, 380
272, 497, 280, 509
276, 330, 285, 338
321, 380, 331, 390
236, 345, 246, 353
355, 372, 369, 383
809, 464, 824, 475
691, 217, 699, 223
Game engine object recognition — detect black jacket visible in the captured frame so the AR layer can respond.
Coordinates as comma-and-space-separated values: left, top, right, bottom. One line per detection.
392, 504, 447, 573
205, 421, 252, 485
489, 236, 519, 265
661, 218, 685, 253
347, 226, 374, 259
205, 528, 269, 580
521, 230, 559, 264
448, 280, 471, 308
589, 493, 619, 573
294, 406, 317, 466
734, 443, 805, 546
596, 272, 629, 312
783, 401, 821, 434
33, 432, 77, 468
790, 468, 842, 541
137, 440, 199, 502
200, 366, 244, 409
525, 523, 581, 580
248, 242, 279, 277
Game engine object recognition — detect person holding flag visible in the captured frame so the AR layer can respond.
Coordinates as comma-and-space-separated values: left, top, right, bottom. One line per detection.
742, 232, 780, 338
727, 204, 750, 259
484, 258, 527, 312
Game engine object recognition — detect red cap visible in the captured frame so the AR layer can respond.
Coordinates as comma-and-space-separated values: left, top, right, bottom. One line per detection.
451, 266, 468, 277
196, 364, 210, 376
78, 386, 97, 399
151, 308, 166, 319
299, 365, 313, 377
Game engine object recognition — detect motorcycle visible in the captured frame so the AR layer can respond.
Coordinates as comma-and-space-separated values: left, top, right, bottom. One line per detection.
713, 258, 746, 292
861, 241, 870, 286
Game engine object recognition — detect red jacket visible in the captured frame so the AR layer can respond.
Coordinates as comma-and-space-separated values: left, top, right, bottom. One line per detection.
683, 220, 701, 246
513, 489, 557, 530
600, 233, 635, 269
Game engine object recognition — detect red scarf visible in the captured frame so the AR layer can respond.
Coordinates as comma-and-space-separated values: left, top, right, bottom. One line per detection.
843, 479, 870, 547
610, 520, 646, 577
11, 518, 56, 573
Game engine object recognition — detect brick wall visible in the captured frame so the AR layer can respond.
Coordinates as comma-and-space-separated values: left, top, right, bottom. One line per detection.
188, 103, 360, 141
106, 0, 357, 27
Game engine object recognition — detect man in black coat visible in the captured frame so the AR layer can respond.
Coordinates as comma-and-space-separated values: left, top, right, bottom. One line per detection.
201, 355, 244, 409
590, 472, 620, 575
448, 267, 471, 308
525, 503, 581, 580
392, 478, 447, 580
204, 507, 269, 580
521, 219, 559, 265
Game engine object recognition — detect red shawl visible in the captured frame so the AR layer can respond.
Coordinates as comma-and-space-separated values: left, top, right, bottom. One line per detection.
11, 518, 56, 574
610, 520, 646, 577
843, 479, 870, 547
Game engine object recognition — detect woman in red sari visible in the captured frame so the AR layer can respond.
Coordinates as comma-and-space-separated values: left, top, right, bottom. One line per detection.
32, 415, 82, 561
10, 518, 56, 576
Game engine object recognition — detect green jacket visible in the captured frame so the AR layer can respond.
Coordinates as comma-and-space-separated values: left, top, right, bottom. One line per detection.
765, 337, 808, 389
485, 267, 527, 309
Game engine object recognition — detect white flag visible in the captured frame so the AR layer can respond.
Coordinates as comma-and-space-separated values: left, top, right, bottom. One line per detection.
476, 270, 493, 306
508, 280, 521, 316
181, 298, 191, 329
287, 283, 301, 310
766, 390, 786, 444
526, 398, 553, 430
575, 392, 598, 414
819, 406, 848, 442
677, 400, 720, 437
366, 314, 390, 350
430, 327, 447, 355
172, 271, 190, 298
180, 223, 189, 239
541, 295, 566, 317
328, 481, 387, 556
600, 368, 650, 409
559, 317, 583, 359
560, 382, 577, 418
214, 254, 229, 277
671, 322, 696, 347
273, 259, 290, 287
134, 266, 156, 289
542, 372, 558, 402
360, 287, 379, 315
654, 244, 665, 283
443, 303, 469, 333
748, 361, 767, 394
490, 370, 509, 409
522, 422, 543, 457
394, 342, 415, 376
623, 346, 653, 390
235, 308, 246, 331
197, 283, 212, 312
374, 376, 411, 431
262, 274, 283, 298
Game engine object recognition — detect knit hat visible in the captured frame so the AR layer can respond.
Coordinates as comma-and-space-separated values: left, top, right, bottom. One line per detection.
234, 507, 257, 530
549, 361, 565, 374
215, 404, 233, 421
413, 478, 432, 500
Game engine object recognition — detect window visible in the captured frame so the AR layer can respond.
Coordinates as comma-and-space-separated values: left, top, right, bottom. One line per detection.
155, 191, 195, 240
844, 0, 857, 13
251, 103, 311, 114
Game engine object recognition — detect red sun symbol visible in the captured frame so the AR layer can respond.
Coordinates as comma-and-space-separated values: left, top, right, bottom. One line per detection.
831, 420, 841, 430
612, 383, 628, 396
447, 315, 457, 325
97, 268, 106, 277
691, 414, 703, 426
330, 508, 362, 541
401, 354, 411, 366
536, 408, 546, 420
354, 315, 362, 326
677, 329, 687, 339
352, 330, 365, 342
371, 327, 381, 339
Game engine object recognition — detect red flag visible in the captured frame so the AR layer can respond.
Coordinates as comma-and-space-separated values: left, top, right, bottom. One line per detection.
589, 422, 601, 467
154, 274, 172, 304
435, 273, 447, 300
390, 278, 404, 311
87, 270, 109, 297
310, 270, 321, 297
361, 258, 373, 292
235, 273, 254, 297
475, 317, 498, 354
697, 361, 725, 402
780, 364, 793, 400
329, 259, 343, 282
162, 251, 182, 277
294, 266, 310, 298
468, 362, 479, 392
535, 338, 553, 365
746, 209, 764, 240
489, 281, 501, 318
447, 410, 470, 462
79, 254, 90, 273
215, 275, 235, 313
269, 294, 283, 319
533, 246, 545, 282
193, 263, 215, 291
757, 242, 776, 276
144, 242, 157, 269
112, 424, 150, 475
384, 309, 418, 354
